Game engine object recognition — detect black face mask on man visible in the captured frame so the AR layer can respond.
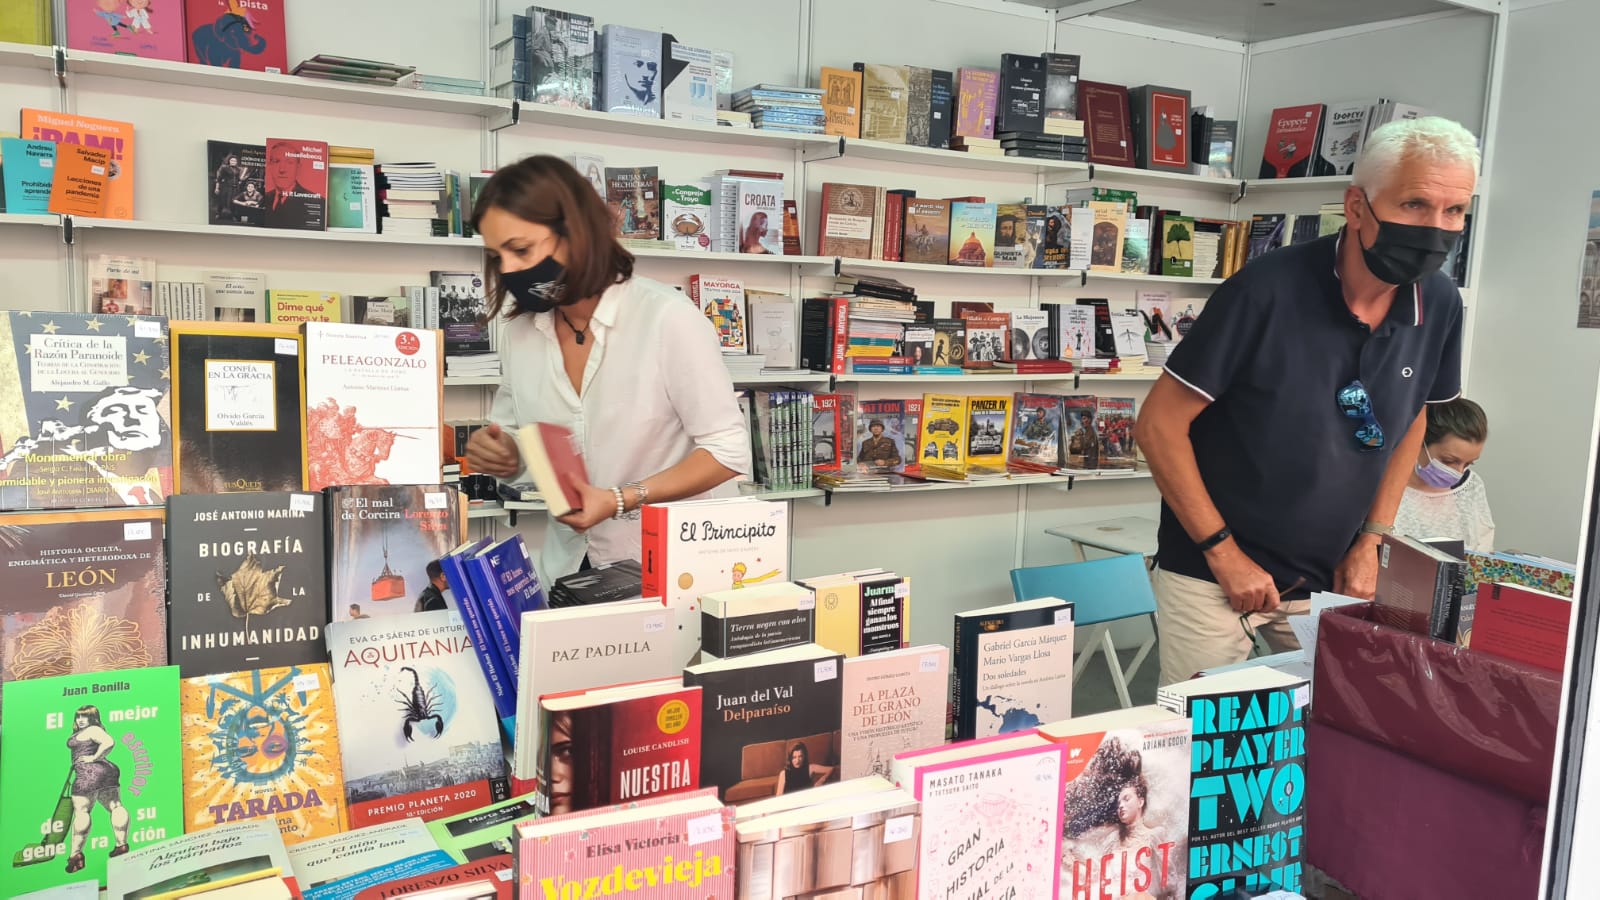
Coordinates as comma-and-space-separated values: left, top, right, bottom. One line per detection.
500, 254, 568, 314
1357, 190, 1461, 285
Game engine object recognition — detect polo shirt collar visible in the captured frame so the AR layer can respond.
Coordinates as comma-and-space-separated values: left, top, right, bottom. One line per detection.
1333, 228, 1423, 327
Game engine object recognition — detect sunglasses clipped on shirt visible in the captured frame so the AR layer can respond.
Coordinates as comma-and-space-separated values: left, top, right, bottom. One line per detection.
1336, 379, 1384, 452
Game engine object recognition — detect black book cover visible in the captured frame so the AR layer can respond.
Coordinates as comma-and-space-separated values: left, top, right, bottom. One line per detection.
1043, 52, 1080, 119
207, 140, 267, 227
929, 69, 954, 149
1076, 298, 1117, 357
997, 53, 1045, 135
170, 325, 306, 494
799, 296, 843, 373
550, 558, 642, 607
683, 645, 843, 805
1166, 680, 1307, 897
701, 606, 814, 659
856, 575, 908, 654
952, 601, 1065, 741
1005, 148, 1090, 161
166, 491, 329, 677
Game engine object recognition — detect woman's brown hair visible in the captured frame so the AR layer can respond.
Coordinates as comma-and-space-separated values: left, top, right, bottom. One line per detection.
470, 155, 634, 318
1424, 397, 1489, 446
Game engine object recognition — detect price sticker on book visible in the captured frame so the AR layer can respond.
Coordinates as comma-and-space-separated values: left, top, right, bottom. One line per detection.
1054, 608, 1074, 626
349, 202, 363, 212
883, 815, 915, 844
643, 614, 667, 634
919, 654, 941, 673
123, 521, 152, 541
275, 338, 298, 356
894, 582, 910, 599
424, 492, 449, 510
686, 813, 723, 846
91, 165, 106, 176
1293, 685, 1310, 709
293, 672, 320, 692
38, 157, 51, 168
134, 319, 161, 339
290, 493, 315, 513
798, 594, 816, 611
814, 659, 838, 682
447, 609, 463, 628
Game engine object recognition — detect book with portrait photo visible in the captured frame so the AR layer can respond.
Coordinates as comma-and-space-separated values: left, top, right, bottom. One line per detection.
207, 141, 267, 227
853, 399, 909, 474
683, 643, 845, 806
1008, 393, 1065, 473
0, 311, 171, 512
598, 24, 662, 118
262, 138, 328, 231
534, 679, 702, 817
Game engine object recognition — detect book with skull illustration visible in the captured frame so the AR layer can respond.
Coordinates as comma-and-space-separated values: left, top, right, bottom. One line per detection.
181, 663, 349, 844
165, 491, 329, 678
0, 508, 168, 692
327, 610, 510, 827
0, 311, 172, 512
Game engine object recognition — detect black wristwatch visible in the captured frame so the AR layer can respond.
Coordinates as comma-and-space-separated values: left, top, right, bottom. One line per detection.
1195, 526, 1232, 553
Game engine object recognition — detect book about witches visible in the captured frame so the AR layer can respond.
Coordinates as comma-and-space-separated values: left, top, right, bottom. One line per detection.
0, 312, 172, 512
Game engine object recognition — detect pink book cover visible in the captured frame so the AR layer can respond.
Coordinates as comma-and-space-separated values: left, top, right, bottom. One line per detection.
841, 646, 949, 780
517, 798, 735, 899
903, 742, 1066, 900
68, 0, 187, 60
955, 68, 1000, 139
184, 0, 289, 73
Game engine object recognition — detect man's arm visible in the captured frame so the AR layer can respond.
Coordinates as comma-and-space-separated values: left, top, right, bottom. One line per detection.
1135, 374, 1280, 613
1334, 407, 1427, 599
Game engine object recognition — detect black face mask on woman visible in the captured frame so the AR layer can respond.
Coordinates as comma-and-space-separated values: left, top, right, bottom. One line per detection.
500, 254, 568, 314
1358, 190, 1461, 286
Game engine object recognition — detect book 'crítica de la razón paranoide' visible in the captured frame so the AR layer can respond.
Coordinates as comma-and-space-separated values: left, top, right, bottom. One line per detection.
0, 666, 182, 895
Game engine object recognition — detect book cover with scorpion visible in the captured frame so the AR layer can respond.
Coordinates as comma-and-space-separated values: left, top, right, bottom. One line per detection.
326, 610, 509, 827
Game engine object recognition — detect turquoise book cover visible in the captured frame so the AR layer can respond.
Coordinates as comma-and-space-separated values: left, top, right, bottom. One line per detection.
1, 138, 56, 215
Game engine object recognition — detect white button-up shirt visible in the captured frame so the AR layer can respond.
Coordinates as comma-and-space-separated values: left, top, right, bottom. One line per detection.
489, 275, 751, 578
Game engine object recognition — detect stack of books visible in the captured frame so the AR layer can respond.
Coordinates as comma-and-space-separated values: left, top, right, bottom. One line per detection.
734, 85, 826, 134
400, 73, 487, 96
290, 55, 415, 85
446, 352, 501, 380
950, 136, 1003, 156
548, 559, 643, 608
999, 128, 1088, 161
377, 162, 447, 237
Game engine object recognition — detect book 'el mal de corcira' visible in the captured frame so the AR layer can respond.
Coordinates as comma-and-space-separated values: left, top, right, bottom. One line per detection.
327, 484, 466, 623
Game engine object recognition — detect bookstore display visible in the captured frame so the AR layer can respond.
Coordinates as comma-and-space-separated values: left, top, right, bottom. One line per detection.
0, 1, 1556, 897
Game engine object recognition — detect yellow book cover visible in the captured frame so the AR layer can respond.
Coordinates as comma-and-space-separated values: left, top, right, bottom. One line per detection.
965, 395, 1012, 469
918, 393, 967, 472
845, 345, 898, 358
268, 290, 342, 324
181, 663, 348, 844
808, 575, 866, 658
19, 107, 134, 218
0, 0, 51, 43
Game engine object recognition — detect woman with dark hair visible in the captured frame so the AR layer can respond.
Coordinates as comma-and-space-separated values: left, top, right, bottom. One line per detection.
65, 705, 130, 873
463, 155, 749, 578
775, 742, 825, 795
1395, 397, 1495, 552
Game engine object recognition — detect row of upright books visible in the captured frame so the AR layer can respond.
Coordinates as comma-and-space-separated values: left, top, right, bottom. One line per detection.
579, 162, 800, 256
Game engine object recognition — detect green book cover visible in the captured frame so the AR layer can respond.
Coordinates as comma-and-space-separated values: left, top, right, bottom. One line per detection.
425, 795, 539, 863
1, 666, 182, 894
1092, 187, 1138, 211
1161, 214, 1195, 278
326, 163, 376, 233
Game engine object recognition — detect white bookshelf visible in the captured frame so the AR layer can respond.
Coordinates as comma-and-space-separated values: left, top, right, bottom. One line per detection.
1244, 175, 1355, 194
501, 100, 837, 150
728, 371, 833, 385
0, 212, 58, 228
443, 375, 501, 387
0, 40, 53, 69
69, 217, 486, 248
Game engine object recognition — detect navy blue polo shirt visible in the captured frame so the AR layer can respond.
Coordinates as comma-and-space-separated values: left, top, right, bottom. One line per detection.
1157, 231, 1462, 593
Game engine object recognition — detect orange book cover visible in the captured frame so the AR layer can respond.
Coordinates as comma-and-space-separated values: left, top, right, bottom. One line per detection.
820, 66, 862, 138
46, 142, 112, 216
20, 108, 135, 218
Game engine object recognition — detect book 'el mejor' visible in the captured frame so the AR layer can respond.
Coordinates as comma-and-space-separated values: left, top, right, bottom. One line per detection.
302, 322, 441, 493
327, 610, 510, 827
1, 666, 183, 896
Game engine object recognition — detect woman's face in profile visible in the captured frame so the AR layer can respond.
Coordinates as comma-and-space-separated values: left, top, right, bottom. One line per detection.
478, 206, 565, 274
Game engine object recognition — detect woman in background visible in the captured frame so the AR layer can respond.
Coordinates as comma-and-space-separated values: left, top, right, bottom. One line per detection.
463, 155, 749, 578
1395, 397, 1495, 553
775, 742, 827, 795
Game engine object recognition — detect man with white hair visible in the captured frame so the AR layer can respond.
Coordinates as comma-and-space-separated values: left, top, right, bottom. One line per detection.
1135, 117, 1477, 684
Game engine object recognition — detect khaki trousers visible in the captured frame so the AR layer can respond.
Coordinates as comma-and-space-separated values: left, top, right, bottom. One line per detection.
1154, 567, 1310, 687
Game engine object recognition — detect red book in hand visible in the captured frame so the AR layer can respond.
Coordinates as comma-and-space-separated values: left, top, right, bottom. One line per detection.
518, 423, 589, 517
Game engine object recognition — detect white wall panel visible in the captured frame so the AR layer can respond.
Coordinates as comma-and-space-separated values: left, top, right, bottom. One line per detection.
1055, 21, 1246, 120
283, 0, 485, 80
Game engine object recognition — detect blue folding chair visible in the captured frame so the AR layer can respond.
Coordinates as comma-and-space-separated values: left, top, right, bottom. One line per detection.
1009, 553, 1159, 709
